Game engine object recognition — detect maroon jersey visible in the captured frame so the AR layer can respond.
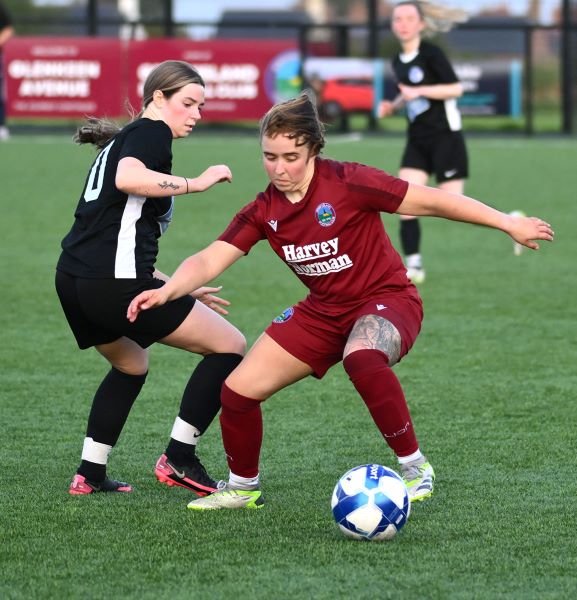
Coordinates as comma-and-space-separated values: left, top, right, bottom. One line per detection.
218, 157, 413, 312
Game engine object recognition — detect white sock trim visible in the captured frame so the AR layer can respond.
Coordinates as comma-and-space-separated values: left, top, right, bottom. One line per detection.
81, 437, 112, 465
170, 416, 201, 445
229, 471, 259, 490
405, 253, 422, 269
397, 449, 424, 465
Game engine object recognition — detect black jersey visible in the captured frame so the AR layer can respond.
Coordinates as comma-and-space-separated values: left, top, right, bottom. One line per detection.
0, 3, 12, 56
392, 40, 462, 137
57, 119, 174, 279
0, 3, 11, 31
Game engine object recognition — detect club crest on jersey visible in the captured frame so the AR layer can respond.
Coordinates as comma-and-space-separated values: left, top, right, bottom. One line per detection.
315, 203, 336, 227
273, 307, 294, 324
408, 66, 425, 83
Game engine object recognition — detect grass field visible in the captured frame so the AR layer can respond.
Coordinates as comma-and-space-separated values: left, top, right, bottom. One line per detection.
1, 131, 576, 599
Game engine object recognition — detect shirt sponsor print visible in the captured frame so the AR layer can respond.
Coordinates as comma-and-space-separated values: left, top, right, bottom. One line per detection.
281, 237, 354, 277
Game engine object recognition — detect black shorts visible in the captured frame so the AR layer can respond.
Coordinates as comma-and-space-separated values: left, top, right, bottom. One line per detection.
55, 271, 195, 350
401, 131, 468, 183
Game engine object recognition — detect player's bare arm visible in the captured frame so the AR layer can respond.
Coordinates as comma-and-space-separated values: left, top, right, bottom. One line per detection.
398, 82, 463, 101
127, 241, 243, 321
398, 184, 555, 250
153, 268, 230, 314
0, 24, 13, 46
115, 157, 232, 197
378, 94, 404, 118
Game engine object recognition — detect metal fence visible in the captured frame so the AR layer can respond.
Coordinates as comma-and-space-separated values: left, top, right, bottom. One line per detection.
6, 5, 577, 135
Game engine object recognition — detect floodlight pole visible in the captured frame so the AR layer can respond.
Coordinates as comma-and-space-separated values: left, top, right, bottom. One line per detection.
367, 0, 379, 131
87, 0, 98, 36
367, 0, 378, 58
163, 0, 174, 37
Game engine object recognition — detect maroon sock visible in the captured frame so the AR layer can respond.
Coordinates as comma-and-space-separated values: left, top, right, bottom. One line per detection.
343, 349, 419, 457
219, 383, 263, 478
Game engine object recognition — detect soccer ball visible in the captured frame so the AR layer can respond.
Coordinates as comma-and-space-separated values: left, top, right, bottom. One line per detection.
331, 464, 410, 541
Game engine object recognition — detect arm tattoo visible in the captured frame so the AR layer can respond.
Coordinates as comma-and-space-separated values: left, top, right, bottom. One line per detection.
158, 180, 179, 191
346, 315, 402, 365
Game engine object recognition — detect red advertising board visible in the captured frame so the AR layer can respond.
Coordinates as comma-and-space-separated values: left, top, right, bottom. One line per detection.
3, 37, 299, 120
4, 37, 124, 118
125, 39, 299, 121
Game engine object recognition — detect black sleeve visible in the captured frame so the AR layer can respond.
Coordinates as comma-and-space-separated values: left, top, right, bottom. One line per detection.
0, 4, 12, 28
119, 122, 172, 172
428, 45, 459, 84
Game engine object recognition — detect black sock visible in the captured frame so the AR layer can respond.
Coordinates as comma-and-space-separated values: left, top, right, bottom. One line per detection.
78, 460, 106, 482
400, 219, 421, 256
86, 368, 148, 445
164, 354, 243, 465
166, 439, 196, 466
77, 368, 147, 482
177, 353, 243, 434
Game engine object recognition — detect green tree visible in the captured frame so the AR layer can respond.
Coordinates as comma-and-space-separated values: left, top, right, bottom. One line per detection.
2, 0, 81, 35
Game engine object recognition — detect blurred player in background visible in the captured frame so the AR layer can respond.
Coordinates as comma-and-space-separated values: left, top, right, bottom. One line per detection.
0, 1, 14, 141
127, 92, 553, 511
55, 61, 245, 496
379, 1, 468, 283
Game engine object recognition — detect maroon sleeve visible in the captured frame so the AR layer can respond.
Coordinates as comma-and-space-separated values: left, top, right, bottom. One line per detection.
217, 198, 266, 254
341, 161, 409, 213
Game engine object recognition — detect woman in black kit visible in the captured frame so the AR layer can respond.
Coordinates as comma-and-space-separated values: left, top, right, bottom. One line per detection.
55, 60, 246, 496
379, 1, 468, 284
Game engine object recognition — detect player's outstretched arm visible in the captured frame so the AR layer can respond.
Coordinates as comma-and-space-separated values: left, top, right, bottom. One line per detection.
398, 82, 463, 101
504, 213, 554, 250
397, 183, 554, 250
127, 288, 169, 321
378, 94, 404, 118
115, 157, 232, 198
193, 165, 233, 191
154, 271, 233, 314
127, 241, 243, 322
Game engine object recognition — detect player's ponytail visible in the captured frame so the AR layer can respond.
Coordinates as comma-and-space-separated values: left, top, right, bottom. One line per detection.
73, 117, 121, 150
395, 1, 468, 36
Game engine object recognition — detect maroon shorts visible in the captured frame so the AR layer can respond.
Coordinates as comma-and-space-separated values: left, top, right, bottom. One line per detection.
265, 291, 423, 379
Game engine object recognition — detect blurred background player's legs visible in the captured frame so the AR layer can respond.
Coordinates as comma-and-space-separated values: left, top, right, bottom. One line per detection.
0, 65, 8, 141
398, 169, 466, 284
0, 2, 12, 142
398, 168, 428, 284
155, 352, 243, 496
399, 216, 423, 283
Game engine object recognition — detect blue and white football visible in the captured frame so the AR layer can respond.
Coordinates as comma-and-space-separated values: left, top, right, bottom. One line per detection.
331, 464, 410, 541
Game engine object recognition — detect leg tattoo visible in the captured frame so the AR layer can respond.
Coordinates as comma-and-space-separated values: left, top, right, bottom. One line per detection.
345, 315, 402, 366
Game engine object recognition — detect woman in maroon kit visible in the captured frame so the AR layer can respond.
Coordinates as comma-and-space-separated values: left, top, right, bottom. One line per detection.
127, 92, 554, 511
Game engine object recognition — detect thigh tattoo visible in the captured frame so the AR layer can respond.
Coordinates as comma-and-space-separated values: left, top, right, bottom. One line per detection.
346, 315, 402, 365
